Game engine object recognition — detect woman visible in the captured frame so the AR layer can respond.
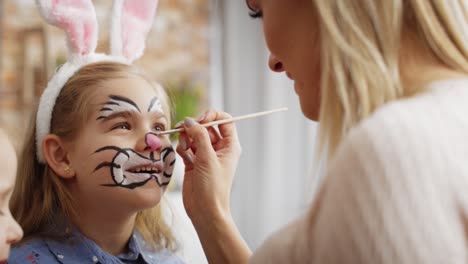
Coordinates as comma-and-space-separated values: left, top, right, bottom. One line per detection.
177, 0, 468, 263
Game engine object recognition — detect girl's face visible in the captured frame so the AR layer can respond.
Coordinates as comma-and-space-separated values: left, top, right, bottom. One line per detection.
66, 76, 175, 215
247, 0, 322, 120
0, 133, 23, 263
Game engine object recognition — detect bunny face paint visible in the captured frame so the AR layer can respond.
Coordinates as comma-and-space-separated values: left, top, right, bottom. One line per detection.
93, 144, 175, 189
66, 76, 173, 211
94, 95, 173, 189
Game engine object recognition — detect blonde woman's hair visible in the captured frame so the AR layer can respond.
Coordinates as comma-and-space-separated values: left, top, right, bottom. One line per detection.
314, 0, 468, 156
11, 62, 177, 251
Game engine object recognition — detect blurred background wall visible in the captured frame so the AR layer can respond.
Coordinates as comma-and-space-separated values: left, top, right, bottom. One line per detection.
0, 0, 210, 148
0, 0, 320, 261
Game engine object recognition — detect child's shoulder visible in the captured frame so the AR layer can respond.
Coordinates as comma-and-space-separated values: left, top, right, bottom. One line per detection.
8, 238, 60, 264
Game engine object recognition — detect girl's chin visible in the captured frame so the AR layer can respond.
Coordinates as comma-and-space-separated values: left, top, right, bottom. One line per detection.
129, 189, 165, 208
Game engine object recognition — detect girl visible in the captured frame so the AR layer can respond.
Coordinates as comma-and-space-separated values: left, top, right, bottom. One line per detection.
0, 130, 23, 263
9, 0, 183, 263
9, 62, 182, 264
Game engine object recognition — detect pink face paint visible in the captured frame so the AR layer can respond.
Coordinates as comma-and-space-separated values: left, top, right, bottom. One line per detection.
145, 133, 162, 152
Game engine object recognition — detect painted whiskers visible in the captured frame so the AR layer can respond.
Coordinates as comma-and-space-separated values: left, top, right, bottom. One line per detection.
92, 94, 173, 189
93, 145, 176, 189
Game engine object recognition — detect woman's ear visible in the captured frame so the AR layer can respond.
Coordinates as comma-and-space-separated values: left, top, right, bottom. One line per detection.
42, 134, 75, 179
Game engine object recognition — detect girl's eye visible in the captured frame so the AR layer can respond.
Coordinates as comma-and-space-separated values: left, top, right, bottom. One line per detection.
153, 124, 166, 132
112, 123, 131, 130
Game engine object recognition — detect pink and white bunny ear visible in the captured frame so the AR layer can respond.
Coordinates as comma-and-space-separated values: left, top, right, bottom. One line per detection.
110, 0, 158, 63
36, 0, 98, 56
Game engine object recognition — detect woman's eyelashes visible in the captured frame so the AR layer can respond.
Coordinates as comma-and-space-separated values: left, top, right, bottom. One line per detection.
249, 9, 263, 19
246, 0, 262, 18
246, 1, 262, 19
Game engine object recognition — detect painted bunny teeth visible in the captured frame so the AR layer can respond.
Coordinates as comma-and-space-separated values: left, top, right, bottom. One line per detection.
130, 166, 158, 173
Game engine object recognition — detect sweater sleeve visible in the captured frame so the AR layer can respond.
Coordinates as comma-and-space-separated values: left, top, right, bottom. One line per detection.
251, 116, 468, 263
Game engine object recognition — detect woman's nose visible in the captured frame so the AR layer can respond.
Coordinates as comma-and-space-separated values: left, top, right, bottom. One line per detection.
6, 217, 23, 244
268, 54, 284, 72
145, 133, 162, 152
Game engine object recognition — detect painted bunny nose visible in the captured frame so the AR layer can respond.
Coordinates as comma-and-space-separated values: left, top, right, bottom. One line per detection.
145, 133, 162, 152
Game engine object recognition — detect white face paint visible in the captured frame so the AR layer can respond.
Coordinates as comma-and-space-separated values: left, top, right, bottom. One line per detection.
91, 94, 174, 190
147, 96, 163, 114
97, 95, 164, 121
94, 146, 175, 189
64, 79, 172, 214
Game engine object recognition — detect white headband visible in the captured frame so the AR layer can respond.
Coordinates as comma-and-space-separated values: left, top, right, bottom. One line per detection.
35, 0, 159, 163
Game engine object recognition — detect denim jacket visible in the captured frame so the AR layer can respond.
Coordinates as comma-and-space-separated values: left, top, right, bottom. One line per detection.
8, 230, 184, 264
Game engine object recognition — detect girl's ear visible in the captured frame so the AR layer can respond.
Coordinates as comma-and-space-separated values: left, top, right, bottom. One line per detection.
42, 134, 76, 179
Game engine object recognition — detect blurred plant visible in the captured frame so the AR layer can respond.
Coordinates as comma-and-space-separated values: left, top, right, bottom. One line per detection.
165, 77, 205, 141
55, 54, 67, 67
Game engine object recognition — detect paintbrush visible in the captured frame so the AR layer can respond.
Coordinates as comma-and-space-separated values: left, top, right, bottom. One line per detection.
156, 107, 288, 136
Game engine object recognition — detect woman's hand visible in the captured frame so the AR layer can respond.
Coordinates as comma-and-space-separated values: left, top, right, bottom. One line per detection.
176, 110, 251, 263
176, 110, 242, 223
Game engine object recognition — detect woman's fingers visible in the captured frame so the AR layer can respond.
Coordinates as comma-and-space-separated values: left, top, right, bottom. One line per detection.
198, 109, 239, 140
176, 110, 240, 159
179, 127, 221, 158
198, 109, 216, 124
182, 118, 216, 157
178, 133, 188, 151
176, 148, 194, 169
214, 111, 239, 141
176, 133, 194, 168
207, 126, 222, 145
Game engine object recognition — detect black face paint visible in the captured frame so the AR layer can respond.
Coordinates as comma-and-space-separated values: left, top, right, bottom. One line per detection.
109, 95, 141, 112
96, 95, 142, 121
92, 94, 171, 189
147, 96, 162, 113
93, 146, 176, 189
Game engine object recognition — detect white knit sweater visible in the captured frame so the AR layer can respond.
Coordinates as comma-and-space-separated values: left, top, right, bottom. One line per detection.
250, 79, 468, 263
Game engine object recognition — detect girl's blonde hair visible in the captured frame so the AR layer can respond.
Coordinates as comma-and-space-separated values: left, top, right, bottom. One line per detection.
11, 62, 177, 251
314, 0, 468, 156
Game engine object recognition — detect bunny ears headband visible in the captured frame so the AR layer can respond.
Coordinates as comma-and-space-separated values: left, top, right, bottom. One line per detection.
35, 0, 159, 163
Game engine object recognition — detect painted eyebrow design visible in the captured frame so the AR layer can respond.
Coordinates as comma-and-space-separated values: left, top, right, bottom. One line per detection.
96, 95, 141, 120
147, 96, 163, 113
97, 110, 134, 122
108, 95, 141, 112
